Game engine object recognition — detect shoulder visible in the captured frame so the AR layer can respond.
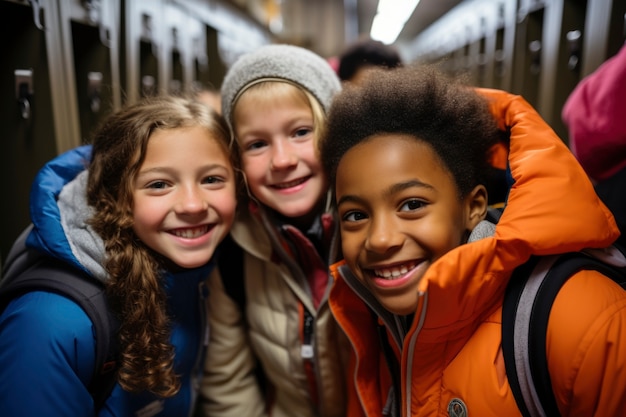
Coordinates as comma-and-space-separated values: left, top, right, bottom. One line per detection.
0, 291, 94, 349
547, 269, 626, 411
550, 268, 626, 328
548, 269, 626, 352
2, 289, 93, 322
1, 291, 95, 366
0, 291, 95, 381
0, 291, 97, 415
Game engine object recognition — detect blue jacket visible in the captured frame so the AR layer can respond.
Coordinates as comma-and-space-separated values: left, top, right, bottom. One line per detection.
0, 145, 212, 417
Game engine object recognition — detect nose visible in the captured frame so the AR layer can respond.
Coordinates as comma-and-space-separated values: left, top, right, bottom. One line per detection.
270, 140, 298, 171
175, 186, 208, 214
364, 215, 403, 254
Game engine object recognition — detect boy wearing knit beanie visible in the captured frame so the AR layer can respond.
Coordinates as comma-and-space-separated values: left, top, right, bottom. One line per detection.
199, 44, 347, 417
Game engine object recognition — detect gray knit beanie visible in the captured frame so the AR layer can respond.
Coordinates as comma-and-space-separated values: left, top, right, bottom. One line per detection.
221, 44, 341, 127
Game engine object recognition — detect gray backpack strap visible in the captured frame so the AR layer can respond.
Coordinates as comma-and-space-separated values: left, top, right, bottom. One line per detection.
1, 224, 119, 410
505, 255, 559, 417
503, 246, 626, 417
2, 224, 38, 282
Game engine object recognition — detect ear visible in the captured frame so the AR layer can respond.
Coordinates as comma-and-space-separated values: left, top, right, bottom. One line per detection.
464, 184, 488, 230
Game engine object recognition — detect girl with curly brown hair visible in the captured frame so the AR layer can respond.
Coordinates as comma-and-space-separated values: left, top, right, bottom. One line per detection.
0, 95, 238, 416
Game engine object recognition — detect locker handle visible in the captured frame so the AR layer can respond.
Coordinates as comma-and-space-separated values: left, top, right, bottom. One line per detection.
528, 40, 541, 75
494, 49, 505, 78
566, 30, 581, 72
28, 0, 45, 31
88, 72, 103, 113
100, 25, 112, 48
19, 97, 31, 120
15, 69, 34, 120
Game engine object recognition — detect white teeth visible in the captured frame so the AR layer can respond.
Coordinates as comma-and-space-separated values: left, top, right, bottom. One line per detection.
172, 226, 207, 239
374, 263, 416, 280
274, 178, 306, 189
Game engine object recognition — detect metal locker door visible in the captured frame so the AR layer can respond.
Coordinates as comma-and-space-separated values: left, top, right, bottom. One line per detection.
491, 0, 517, 92
123, 0, 165, 104
547, 0, 587, 142
58, 0, 122, 144
0, 0, 75, 266
582, 0, 626, 77
511, 2, 545, 112
163, 2, 188, 96
204, 24, 227, 91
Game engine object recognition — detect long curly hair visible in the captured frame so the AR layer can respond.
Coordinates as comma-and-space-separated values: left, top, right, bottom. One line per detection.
86, 95, 237, 397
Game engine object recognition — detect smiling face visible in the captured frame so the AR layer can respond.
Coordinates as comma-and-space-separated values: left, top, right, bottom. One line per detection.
233, 82, 327, 225
335, 134, 486, 315
132, 126, 237, 269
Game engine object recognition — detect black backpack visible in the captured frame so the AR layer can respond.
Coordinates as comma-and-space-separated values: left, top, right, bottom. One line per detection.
502, 246, 626, 417
0, 226, 119, 410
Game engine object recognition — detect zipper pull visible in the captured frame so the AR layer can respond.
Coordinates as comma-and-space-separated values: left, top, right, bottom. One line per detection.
301, 310, 314, 359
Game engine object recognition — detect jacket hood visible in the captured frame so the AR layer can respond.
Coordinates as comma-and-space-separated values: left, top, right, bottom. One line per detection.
330, 89, 620, 345
23, 145, 108, 282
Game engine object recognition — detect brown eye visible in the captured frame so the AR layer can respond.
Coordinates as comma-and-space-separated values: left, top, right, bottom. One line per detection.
400, 199, 426, 212
342, 211, 367, 222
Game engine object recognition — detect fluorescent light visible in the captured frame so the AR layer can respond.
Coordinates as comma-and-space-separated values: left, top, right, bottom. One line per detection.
370, 0, 420, 44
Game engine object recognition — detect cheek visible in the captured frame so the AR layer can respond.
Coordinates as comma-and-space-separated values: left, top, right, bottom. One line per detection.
242, 155, 264, 177
241, 157, 266, 192
420, 216, 466, 258
302, 148, 323, 172
215, 189, 238, 221
132, 199, 160, 228
340, 231, 362, 264
131, 204, 160, 243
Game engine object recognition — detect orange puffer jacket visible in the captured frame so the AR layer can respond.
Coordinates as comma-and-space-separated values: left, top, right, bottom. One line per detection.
329, 89, 626, 417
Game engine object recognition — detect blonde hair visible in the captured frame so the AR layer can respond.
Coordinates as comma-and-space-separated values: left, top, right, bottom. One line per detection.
232, 80, 327, 151
87, 95, 236, 397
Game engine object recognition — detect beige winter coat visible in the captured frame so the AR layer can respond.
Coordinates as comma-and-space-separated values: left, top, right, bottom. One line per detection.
200, 204, 348, 417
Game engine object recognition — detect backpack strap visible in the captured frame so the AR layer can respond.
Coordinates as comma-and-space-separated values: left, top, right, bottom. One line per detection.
502, 248, 626, 417
0, 255, 119, 409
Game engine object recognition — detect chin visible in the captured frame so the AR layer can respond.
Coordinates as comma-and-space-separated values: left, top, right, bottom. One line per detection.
380, 299, 418, 317
279, 200, 316, 215
172, 256, 212, 270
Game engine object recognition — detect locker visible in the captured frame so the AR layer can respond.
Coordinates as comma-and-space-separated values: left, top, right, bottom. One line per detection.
547, 0, 587, 142
201, 24, 227, 91
58, 0, 122, 143
491, 0, 517, 92
582, 0, 626, 76
510, 0, 590, 140
405, 0, 517, 93
511, 3, 545, 111
0, 0, 73, 265
123, 0, 164, 102
162, 1, 187, 95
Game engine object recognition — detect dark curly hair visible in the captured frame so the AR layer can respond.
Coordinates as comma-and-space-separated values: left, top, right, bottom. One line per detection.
321, 65, 502, 200
86, 95, 238, 397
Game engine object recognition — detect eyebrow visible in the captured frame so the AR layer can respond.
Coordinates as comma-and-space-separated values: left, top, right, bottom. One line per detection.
389, 179, 434, 194
136, 163, 230, 177
337, 179, 434, 207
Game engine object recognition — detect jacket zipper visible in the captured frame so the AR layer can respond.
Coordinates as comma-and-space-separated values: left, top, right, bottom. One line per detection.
403, 291, 428, 417
255, 208, 334, 415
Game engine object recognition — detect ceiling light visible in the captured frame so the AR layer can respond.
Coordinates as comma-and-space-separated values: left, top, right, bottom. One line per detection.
370, 0, 421, 44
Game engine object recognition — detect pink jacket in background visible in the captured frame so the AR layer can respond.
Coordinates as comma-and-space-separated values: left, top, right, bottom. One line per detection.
562, 43, 626, 182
